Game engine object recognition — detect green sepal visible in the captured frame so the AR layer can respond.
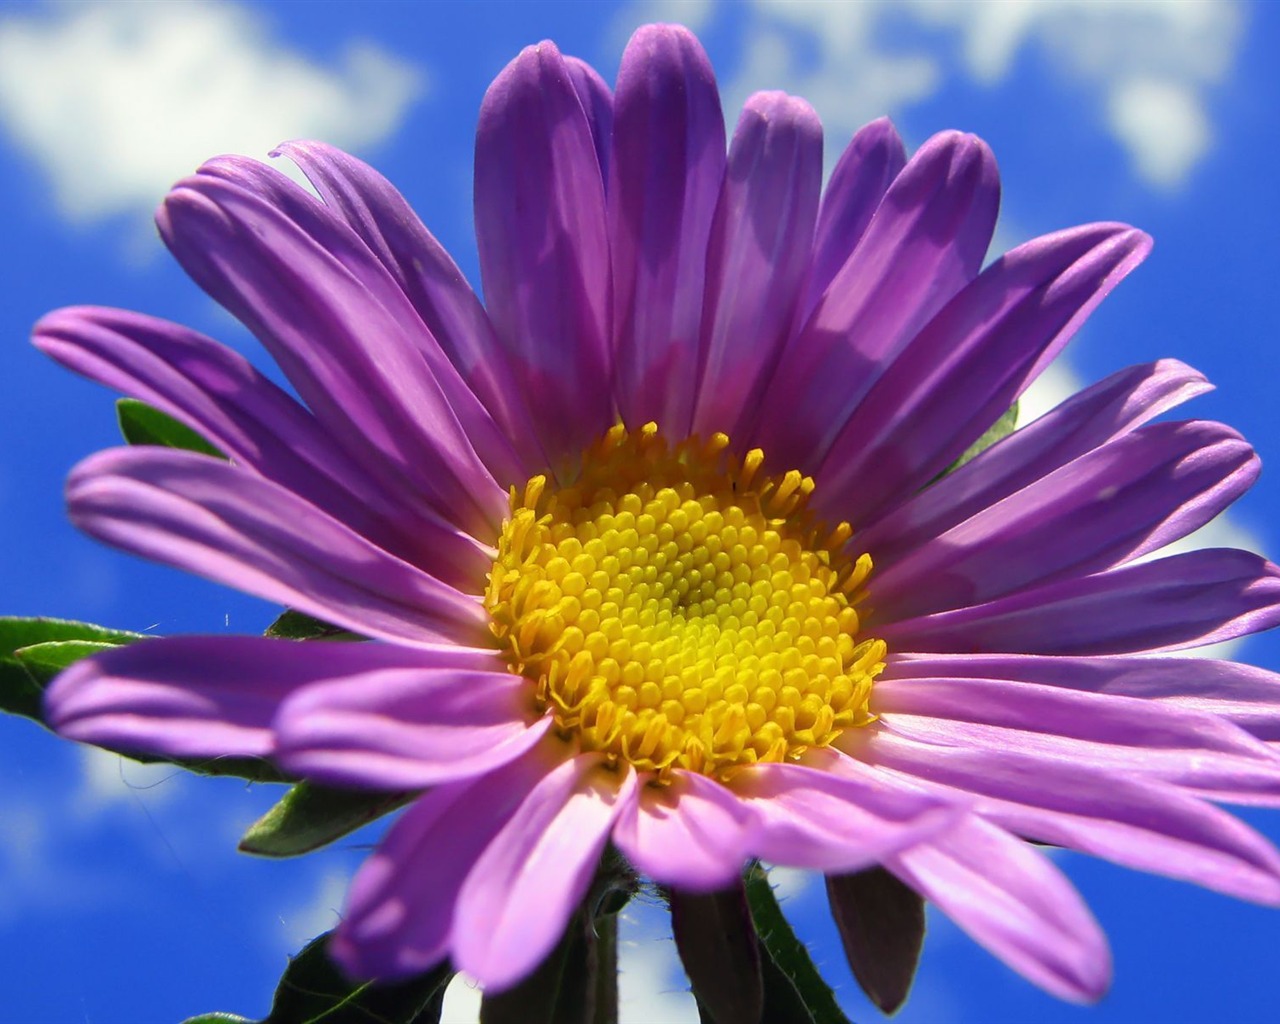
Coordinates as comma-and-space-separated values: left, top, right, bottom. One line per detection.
942, 401, 1018, 476
117, 398, 227, 459
181, 930, 453, 1024
264, 609, 364, 643
239, 781, 414, 858
744, 863, 852, 1024
0, 616, 145, 723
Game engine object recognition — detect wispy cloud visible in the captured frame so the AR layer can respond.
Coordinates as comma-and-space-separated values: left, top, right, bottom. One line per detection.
0, 1, 423, 227
620, 0, 1241, 190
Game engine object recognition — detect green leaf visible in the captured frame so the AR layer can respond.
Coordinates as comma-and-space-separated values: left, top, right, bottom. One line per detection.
0, 617, 287, 782
264, 609, 363, 642
181, 1016, 253, 1024
181, 930, 453, 1024
744, 863, 852, 1024
0, 616, 145, 723
240, 781, 414, 858
117, 398, 227, 458
943, 401, 1018, 476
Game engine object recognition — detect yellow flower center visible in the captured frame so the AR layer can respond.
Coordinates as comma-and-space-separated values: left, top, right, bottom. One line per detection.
484, 423, 884, 781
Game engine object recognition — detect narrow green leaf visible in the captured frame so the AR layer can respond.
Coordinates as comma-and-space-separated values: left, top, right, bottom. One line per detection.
264, 609, 364, 643
0, 615, 147, 656
240, 781, 414, 858
181, 1015, 253, 1024
181, 930, 452, 1024
0, 617, 144, 723
943, 401, 1018, 476
117, 398, 227, 458
744, 863, 852, 1024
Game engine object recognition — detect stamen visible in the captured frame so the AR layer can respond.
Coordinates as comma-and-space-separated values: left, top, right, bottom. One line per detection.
485, 423, 885, 781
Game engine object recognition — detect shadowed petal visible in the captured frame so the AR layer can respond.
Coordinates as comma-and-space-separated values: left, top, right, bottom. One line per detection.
614, 771, 757, 890
331, 748, 557, 980
870, 420, 1257, 619
33, 306, 479, 578
730, 754, 964, 872
855, 730, 1280, 905
275, 670, 550, 790
757, 130, 999, 471
610, 24, 726, 436
802, 117, 907, 321
691, 91, 823, 439
44, 636, 492, 760
158, 167, 507, 534
564, 56, 613, 184
68, 448, 488, 647
453, 754, 637, 990
888, 817, 1110, 1003
272, 140, 549, 476
816, 224, 1152, 526
826, 867, 925, 1015
859, 359, 1212, 563
475, 40, 612, 466
882, 548, 1280, 656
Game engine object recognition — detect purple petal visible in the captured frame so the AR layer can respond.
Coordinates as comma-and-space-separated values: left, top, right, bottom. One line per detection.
610, 24, 726, 437
816, 224, 1153, 526
889, 652, 1280, 744
564, 56, 613, 184
33, 306, 480, 579
690, 91, 823, 439
44, 635, 491, 760
729, 752, 964, 872
888, 816, 1110, 1002
68, 448, 488, 647
274, 669, 550, 790
613, 771, 757, 891
272, 141, 550, 475
855, 729, 1280, 905
331, 747, 555, 980
882, 548, 1280, 656
870, 420, 1258, 620
873, 674, 1280, 804
858, 359, 1213, 563
802, 118, 907, 321
452, 753, 636, 990
474, 40, 612, 466
756, 130, 999, 471
158, 167, 507, 534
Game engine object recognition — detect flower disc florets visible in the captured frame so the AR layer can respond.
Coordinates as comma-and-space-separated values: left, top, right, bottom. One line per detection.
485, 423, 885, 780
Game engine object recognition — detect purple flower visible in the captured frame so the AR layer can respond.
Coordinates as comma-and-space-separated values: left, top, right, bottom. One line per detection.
36, 22, 1280, 1006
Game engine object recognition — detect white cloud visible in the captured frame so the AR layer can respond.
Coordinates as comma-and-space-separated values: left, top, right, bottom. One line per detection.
75, 745, 185, 816
1108, 77, 1211, 189
0, 1, 422, 227
275, 868, 349, 953
908, 0, 1239, 189
621, 0, 1242, 189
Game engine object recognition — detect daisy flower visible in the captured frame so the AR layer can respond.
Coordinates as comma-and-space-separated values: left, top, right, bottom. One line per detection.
37, 22, 1280, 1013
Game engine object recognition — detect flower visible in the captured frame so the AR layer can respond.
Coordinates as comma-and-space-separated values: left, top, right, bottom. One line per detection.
36, 21, 1280, 1009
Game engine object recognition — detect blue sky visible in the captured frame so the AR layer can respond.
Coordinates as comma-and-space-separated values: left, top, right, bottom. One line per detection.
1, 1, 1278, 1021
